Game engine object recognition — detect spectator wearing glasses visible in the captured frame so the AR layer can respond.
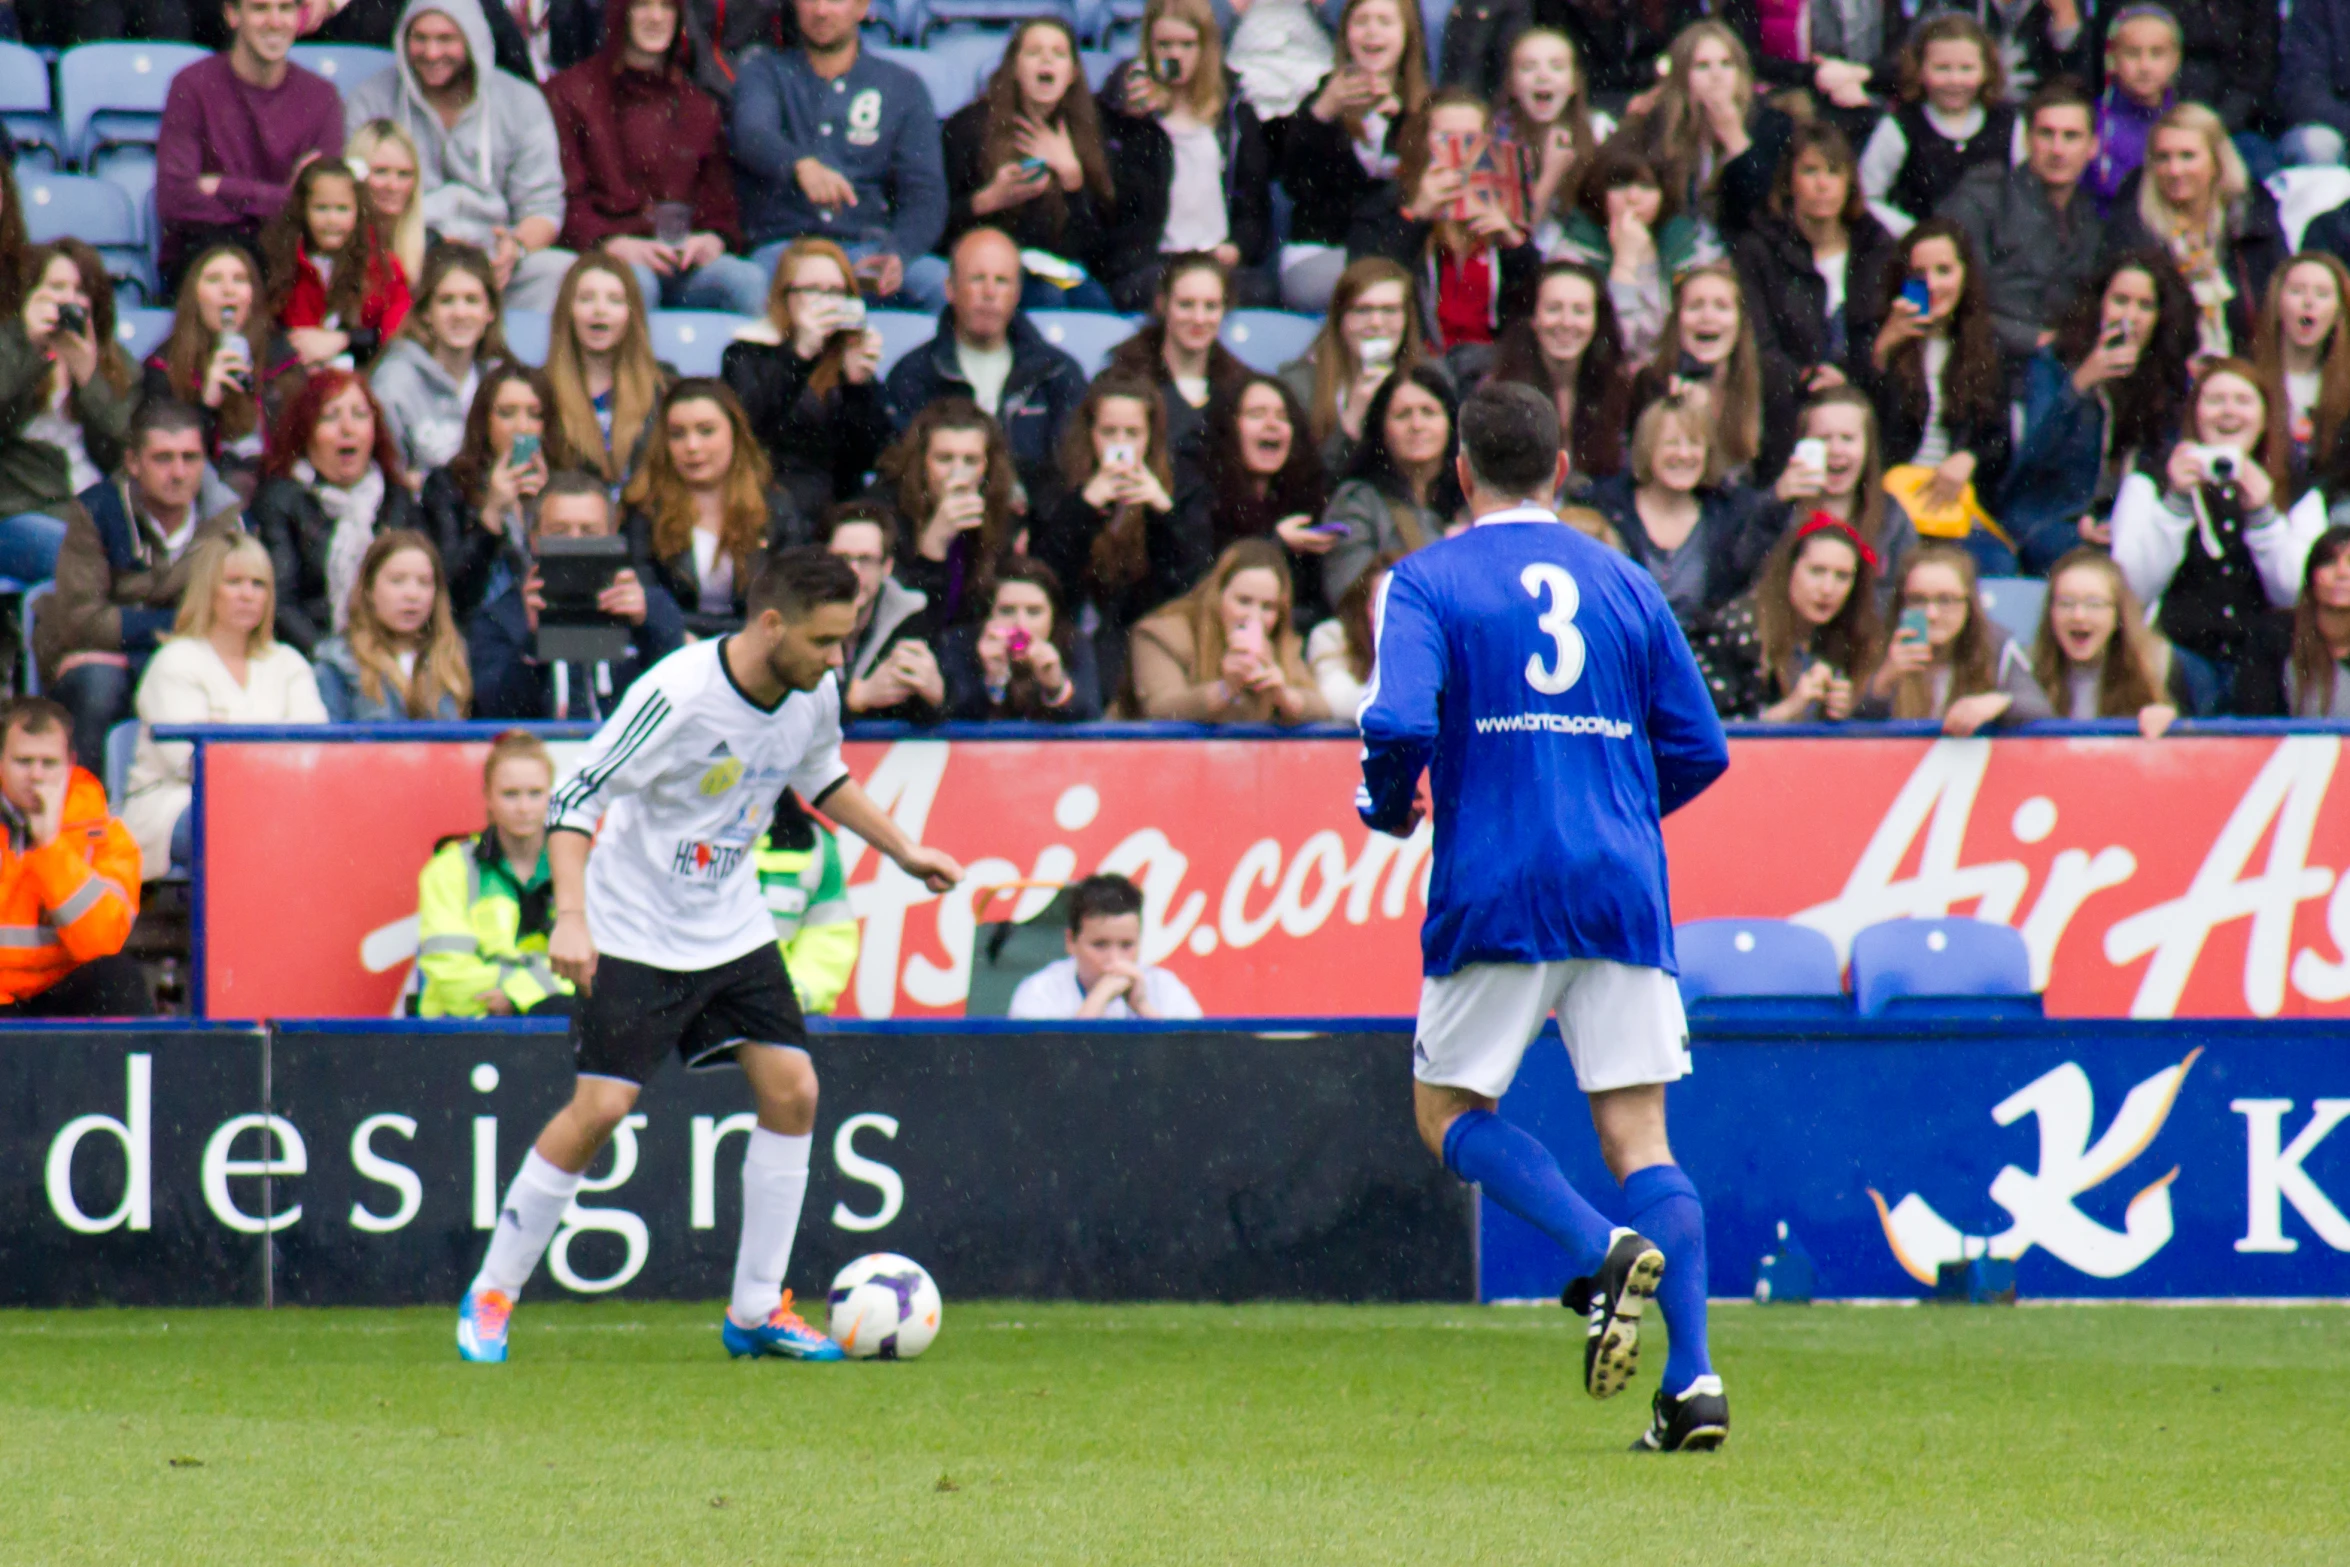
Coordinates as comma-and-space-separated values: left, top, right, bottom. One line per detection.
37, 402, 246, 770
939, 556, 1102, 721
1277, 257, 1430, 476
1007, 872, 1203, 1021
1864, 543, 2053, 733
2031, 546, 2186, 735
0, 696, 149, 1019
1689, 516, 1881, 723
722, 238, 891, 526
466, 470, 683, 721
822, 502, 941, 722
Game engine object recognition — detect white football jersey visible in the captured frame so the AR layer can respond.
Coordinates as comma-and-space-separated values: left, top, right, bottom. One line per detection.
548, 640, 850, 971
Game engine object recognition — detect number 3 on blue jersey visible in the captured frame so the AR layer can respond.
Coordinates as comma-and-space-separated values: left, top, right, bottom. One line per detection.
1520, 563, 1585, 695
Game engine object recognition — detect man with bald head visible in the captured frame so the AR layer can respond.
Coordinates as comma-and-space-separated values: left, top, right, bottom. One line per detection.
883, 227, 1089, 514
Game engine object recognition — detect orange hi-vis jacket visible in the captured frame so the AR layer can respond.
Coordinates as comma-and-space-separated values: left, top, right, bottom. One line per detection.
0, 768, 140, 1004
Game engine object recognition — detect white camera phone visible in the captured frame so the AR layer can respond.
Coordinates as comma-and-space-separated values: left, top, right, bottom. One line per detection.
1358, 337, 1397, 372
1791, 437, 1827, 475
2192, 443, 2242, 484
1104, 442, 1138, 468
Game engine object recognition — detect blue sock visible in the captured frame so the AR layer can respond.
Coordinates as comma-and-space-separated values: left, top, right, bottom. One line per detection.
1441, 1108, 1614, 1278
1622, 1164, 1713, 1395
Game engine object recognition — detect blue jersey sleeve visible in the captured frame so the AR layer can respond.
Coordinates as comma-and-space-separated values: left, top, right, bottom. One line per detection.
1355, 569, 1444, 836
1645, 598, 1731, 816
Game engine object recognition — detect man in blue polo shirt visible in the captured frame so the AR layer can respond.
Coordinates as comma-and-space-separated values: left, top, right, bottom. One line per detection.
731, 0, 950, 308
1358, 382, 1733, 1454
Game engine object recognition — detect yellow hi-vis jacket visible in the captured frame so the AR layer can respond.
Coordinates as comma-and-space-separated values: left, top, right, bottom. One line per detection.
755, 823, 857, 1015
416, 832, 574, 1018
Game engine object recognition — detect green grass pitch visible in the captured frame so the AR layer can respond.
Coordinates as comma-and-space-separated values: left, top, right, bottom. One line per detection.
3, 1301, 2345, 1564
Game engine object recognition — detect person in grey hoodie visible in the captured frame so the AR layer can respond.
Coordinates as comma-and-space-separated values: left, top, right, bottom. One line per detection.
344, 0, 576, 310
365, 245, 512, 479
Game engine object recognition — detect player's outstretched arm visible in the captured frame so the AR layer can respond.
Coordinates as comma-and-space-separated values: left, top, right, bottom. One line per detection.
822, 780, 964, 893
546, 828, 599, 992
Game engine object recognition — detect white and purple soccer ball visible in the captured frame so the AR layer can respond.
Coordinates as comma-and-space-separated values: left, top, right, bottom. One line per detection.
826, 1253, 942, 1360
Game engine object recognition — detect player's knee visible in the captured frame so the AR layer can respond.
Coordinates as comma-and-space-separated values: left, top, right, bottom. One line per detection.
1413, 1083, 1490, 1160
570, 1077, 641, 1135
743, 1042, 818, 1122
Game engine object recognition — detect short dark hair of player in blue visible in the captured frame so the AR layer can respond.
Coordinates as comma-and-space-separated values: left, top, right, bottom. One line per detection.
1065, 873, 1144, 935
747, 546, 861, 622
1356, 409, 1732, 1435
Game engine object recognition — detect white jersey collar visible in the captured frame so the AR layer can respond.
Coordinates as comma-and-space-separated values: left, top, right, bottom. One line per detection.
1471, 503, 1561, 527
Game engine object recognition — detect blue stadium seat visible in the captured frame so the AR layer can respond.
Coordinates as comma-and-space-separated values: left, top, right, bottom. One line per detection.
871, 44, 984, 117
95, 152, 155, 239
502, 308, 551, 367
0, 41, 66, 169
1220, 309, 1320, 374
116, 307, 174, 363
1849, 917, 2042, 1018
1674, 918, 1849, 1020
288, 44, 395, 90
868, 308, 938, 378
1976, 577, 2046, 650
649, 312, 747, 378
1031, 309, 1136, 376
913, 2, 1075, 49
1420, 0, 1448, 71
103, 720, 139, 809
1078, 49, 1121, 90
57, 42, 207, 167
18, 170, 155, 303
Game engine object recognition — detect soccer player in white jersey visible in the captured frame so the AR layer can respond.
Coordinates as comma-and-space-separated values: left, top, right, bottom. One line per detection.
1356, 384, 1734, 1450
456, 548, 963, 1364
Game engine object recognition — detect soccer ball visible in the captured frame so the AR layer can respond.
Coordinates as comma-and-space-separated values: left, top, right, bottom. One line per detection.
826, 1253, 942, 1360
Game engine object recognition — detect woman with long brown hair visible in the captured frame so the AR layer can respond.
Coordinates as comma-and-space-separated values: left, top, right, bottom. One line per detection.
1277, 0, 1432, 310
1276, 256, 1430, 473
2030, 546, 2182, 735
2235, 526, 2350, 717
2253, 253, 2350, 497
371, 243, 512, 481
1126, 536, 1329, 721
0, 242, 138, 582
721, 237, 890, 524
1690, 515, 1882, 722
1488, 261, 1630, 490
1861, 218, 2011, 513
1627, 261, 1770, 479
622, 379, 790, 639
1361, 88, 1540, 360
548, 250, 671, 485
875, 397, 1022, 628
312, 529, 474, 722
260, 156, 410, 371
248, 367, 424, 654
943, 17, 1118, 310
420, 365, 574, 619
1106, 251, 1253, 465
1616, 19, 1793, 243
1863, 543, 2051, 732
142, 242, 282, 494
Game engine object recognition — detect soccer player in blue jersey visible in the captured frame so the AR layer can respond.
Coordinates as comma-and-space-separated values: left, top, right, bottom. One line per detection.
1357, 383, 1734, 1451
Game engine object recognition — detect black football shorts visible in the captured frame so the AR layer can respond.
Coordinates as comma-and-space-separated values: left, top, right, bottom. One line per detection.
572, 943, 808, 1084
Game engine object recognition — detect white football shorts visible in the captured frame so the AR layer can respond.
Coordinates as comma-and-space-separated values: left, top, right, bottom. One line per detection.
1413, 959, 1692, 1100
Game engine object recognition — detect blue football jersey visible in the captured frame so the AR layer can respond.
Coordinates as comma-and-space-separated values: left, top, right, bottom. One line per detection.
1355, 513, 1730, 977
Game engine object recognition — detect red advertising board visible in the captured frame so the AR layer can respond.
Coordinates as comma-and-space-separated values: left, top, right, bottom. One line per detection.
201, 734, 2350, 1021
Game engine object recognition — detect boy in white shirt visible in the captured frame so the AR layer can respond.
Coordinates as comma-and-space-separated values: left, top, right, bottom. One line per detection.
1009, 873, 1204, 1021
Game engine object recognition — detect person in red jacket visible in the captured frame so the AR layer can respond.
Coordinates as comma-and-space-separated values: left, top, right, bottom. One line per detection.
262, 158, 414, 374
0, 697, 150, 1018
544, 0, 768, 316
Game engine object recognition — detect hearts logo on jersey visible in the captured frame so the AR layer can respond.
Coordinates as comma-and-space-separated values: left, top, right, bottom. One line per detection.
699, 758, 745, 796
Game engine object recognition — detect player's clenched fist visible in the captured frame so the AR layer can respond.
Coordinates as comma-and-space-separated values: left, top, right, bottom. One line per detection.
549, 909, 599, 991
894, 843, 964, 895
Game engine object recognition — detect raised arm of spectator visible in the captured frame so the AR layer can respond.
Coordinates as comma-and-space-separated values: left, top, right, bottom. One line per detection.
1355, 569, 1440, 836
1642, 581, 1730, 816
2254, 486, 2332, 608
886, 83, 950, 263
27, 805, 139, 965
2107, 469, 2192, 609
2280, 0, 2350, 140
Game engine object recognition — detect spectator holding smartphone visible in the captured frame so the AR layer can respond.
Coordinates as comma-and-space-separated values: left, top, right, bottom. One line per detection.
141, 243, 284, 497
872, 397, 1019, 627
1487, 261, 1630, 491
1627, 261, 1776, 482
823, 502, 942, 722
371, 244, 514, 481
2252, 254, 2350, 497
466, 470, 684, 720
421, 365, 572, 620
2112, 358, 2318, 703
0, 245, 138, 584
721, 238, 890, 526
2031, 545, 2186, 734
1863, 542, 2053, 732
1127, 537, 1328, 721
940, 556, 1101, 721
1277, 0, 1432, 311
1772, 387, 1917, 603
312, 529, 475, 720
1319, 364, 1461, 608
621, 379, 792, 637
943, 18, 1119, 312
1688, 515, 1881, 722
2001, 253, 2196, 570
1861, 219, 2011, 528
1276, 257, 1430, 475
1097, 0, 1276, 311
1735, 121, 1895, 398
1007, 872, 1203, 1021
1033, 373, 1211, 685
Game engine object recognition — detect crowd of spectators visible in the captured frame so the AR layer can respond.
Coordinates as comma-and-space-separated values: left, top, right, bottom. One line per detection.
6, 0, 2350, 919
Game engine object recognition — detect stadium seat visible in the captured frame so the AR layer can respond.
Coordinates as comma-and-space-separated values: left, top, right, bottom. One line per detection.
649, 312, 747, 378
965, 883, 1071, 1016
914, 3, 1075, 50
871, 44, 983, 117
94, 152, 155, 237
868, 308, 937, 378
1673, 918, 1849, 1020
116, 307, 174, 362
103, 720, 138, 808
56, 42, 207, 167
503, 308, 551, 367
18, 171, 156, 304
1977, 577, 2046, 650
17, 579, 49, 695
1031, 309, 1137, 377
288, 44, 395, 89
1220, 310, 1320, 374
0, 41, 66, 169
1849, 917, 2042, 1018
1078, 49, 1121, 91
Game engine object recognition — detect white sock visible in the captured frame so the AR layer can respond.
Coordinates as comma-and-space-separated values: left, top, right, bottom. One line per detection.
730, 1128, 813, 1326
472, 1151, 582, 1300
